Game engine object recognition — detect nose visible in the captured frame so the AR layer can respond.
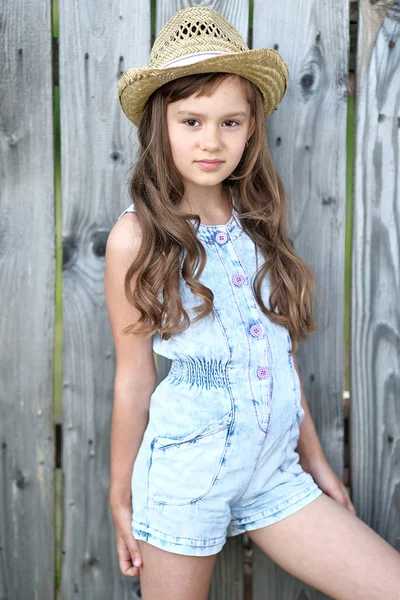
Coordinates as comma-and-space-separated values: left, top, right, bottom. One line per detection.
199, 125, 222, 153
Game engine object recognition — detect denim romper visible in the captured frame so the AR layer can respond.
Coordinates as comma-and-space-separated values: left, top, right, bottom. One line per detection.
117, 200, 322, 557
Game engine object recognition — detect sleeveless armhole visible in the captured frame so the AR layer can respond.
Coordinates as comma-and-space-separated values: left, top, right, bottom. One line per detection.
117, 203, 136, 221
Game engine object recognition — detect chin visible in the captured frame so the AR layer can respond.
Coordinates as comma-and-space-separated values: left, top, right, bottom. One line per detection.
195, 178, 227, 188
192, 171, 232, 185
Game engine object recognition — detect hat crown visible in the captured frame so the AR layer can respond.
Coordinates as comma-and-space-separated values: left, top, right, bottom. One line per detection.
149, 7, 249, 68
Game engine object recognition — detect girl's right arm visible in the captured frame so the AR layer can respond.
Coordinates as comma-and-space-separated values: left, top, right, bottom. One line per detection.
104, 211, 157, 575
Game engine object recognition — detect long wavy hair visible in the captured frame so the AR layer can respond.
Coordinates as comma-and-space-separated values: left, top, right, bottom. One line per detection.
122, 72, 318, 353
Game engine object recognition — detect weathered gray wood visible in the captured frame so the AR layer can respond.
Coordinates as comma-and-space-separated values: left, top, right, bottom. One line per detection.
252, 1, 349, 598
209, 537, 245, 600
155, 3, 249, 599
0, 1, 55, 599
58, 0, 150, 598
253, 548, 330, 600
351, 0, 400, 546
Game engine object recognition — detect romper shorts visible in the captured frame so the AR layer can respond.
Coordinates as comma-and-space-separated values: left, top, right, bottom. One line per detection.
130, 360, 322, 557
119, 202, 323, 556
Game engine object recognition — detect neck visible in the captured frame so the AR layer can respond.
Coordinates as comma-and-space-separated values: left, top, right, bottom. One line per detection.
178, 184, 233, 218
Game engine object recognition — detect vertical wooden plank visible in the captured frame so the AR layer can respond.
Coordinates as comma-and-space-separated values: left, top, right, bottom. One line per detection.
58, 0, 150, 598
155, 3, 249, 600
0, 0, 55, 598
352, 0, 400, 545
252, 1, 349, 598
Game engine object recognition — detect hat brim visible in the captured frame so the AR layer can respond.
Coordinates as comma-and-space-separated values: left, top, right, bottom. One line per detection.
117, 48, 289, 127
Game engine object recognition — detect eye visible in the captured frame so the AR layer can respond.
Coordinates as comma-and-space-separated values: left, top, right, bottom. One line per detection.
222, 120, 239, 127
183, 119, 200, 127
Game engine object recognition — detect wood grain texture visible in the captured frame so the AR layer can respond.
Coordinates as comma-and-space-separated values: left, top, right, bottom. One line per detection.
209, 536, 245, 600
0, 1, 55, 599
253, 547, 333, 600
58, 1, 150, 597
6, 0, 398, 597
351, 0, 400, 546
252, 0, 349, 598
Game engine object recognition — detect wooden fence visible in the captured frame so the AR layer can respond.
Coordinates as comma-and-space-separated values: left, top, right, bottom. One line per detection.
1, 0, 399, 598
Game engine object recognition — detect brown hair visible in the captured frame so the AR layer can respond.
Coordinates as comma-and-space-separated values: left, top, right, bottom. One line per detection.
122, 72, 318, 353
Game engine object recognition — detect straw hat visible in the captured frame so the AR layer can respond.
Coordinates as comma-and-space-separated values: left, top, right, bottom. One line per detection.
117, 7, 289, 126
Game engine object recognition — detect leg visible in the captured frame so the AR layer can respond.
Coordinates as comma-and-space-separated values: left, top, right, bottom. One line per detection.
246, 492, 400, 600
137, 539, 218, 600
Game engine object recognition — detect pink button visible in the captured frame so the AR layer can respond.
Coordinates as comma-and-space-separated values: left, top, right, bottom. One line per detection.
257, 366, 270, 380
215, 231, 228, 244
232, 274, 245, 287
249, 323, 264, 337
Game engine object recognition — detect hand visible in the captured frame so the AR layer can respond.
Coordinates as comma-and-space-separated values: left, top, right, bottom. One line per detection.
301, 455, 357, 515
110, 502, 143, 576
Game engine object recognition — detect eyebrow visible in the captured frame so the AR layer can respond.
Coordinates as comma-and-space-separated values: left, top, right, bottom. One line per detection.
175, 110, 248, 118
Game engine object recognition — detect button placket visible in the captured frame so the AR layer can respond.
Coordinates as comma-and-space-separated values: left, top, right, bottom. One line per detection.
212, 231, 273, 433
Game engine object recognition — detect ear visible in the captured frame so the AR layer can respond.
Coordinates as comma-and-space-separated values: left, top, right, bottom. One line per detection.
247, 116, 256, 141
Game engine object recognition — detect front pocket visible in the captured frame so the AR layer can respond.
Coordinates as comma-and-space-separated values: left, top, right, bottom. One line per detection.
148, 410, 233, 506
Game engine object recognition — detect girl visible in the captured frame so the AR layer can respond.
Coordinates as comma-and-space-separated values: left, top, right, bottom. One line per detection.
105, 7, 400, 600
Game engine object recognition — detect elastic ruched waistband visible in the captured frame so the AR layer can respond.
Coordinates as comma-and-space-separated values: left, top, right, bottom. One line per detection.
169, 357, 230, 389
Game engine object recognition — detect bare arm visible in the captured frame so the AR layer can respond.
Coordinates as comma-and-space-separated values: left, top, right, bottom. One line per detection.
292, 354, 356, 514
104, 212, 157, 508
292, 354, 325, 471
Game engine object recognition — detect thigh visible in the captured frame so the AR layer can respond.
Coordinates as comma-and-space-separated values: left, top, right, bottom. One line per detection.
246, 492, 400, 600
137, 539, 218, 600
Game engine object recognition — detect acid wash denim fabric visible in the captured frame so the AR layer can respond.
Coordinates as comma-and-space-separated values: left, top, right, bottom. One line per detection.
117, 201, 323, 557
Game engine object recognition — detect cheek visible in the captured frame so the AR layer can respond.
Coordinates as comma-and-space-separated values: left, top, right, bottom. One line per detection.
170, 133, 192, 164
230, 140, 247, 164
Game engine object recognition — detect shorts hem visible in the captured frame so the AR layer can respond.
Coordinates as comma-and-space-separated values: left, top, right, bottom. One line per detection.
132, 521, 226, 557
227, 484, 323, 537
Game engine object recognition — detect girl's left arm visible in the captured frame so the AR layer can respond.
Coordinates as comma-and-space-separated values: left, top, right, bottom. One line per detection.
292, 354, 357, 515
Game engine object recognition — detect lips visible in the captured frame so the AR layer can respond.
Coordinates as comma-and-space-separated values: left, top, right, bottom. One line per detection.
196, 159, 223, 163
195, 159, 224, 170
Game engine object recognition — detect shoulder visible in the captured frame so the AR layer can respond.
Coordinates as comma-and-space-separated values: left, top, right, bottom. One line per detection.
117, 203, 136, 221
106, 206, 143, 268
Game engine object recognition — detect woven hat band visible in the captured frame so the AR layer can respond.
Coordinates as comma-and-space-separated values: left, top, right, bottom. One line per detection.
162, 51, 231, 69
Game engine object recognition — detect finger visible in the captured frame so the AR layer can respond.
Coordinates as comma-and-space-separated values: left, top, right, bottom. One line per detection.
330, 486, 352, 512
347, 499, 357, 515
126, 536, 142, 567
129, 545, 142, 568
123, 563, 140, 577
117, 542, 141, 576
327, 486, 345, 506
119, 555, 140, 577
342, 491, 354, 513
119, 548, 139, 577
341, 484, 357, 515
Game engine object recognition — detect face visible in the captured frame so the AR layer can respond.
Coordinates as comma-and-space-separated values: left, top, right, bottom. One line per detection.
166, 75, 254, 196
